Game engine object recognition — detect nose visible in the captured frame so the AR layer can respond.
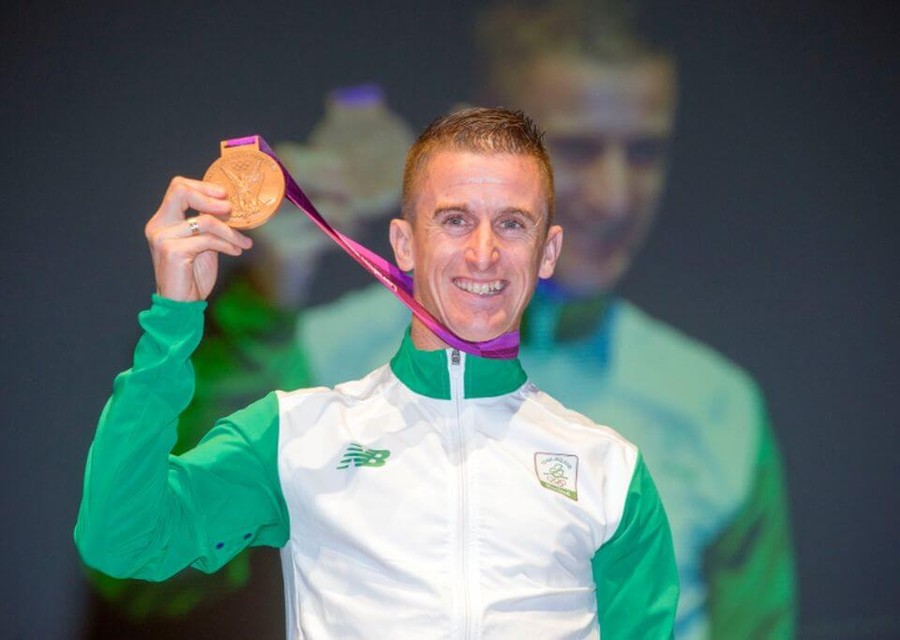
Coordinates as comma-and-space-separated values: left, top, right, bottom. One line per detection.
465, 220, 500, 271
582, 145, 630, 219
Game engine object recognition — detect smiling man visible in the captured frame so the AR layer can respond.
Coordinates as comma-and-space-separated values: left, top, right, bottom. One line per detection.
391, 126, 561, 347
75, 108, 678, 639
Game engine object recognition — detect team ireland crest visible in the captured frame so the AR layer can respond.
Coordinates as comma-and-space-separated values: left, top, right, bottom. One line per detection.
534, 453, 579, 501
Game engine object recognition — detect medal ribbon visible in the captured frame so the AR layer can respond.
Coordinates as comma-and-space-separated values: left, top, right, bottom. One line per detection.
223, 135, 519, 359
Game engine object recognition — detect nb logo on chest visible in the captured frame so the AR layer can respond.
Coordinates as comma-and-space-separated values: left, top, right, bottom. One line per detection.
337, 443, 391, 469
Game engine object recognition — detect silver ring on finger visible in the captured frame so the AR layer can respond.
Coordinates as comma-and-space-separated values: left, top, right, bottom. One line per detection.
187, 217, 200, 236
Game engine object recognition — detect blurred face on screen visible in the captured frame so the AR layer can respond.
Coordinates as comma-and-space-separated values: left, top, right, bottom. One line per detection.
511, 54, 677, 295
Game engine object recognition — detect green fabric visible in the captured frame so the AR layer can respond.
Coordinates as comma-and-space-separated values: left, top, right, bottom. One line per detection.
389, 328, 527, 399
75, 295, 290, 583
591, 453, 679, 639
703, 407, 797, 639
86, 279, 309, 618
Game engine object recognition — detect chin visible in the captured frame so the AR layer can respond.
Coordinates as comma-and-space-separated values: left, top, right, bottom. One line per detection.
448, 318, 514, 344
452, 327, 506, 343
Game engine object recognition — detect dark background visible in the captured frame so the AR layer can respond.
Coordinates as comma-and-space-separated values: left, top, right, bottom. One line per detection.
2, 1, 898, 637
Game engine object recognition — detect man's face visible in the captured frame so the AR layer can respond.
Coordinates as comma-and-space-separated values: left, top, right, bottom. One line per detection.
391, 150, 563, 350
512, 54, 677, 294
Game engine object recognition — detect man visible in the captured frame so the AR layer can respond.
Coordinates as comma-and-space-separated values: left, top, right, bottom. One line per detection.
300, 3, 796, 639
75, 108, 679, 638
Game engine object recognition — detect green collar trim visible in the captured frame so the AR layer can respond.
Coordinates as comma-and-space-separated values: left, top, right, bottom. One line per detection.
389, 328, 527, 400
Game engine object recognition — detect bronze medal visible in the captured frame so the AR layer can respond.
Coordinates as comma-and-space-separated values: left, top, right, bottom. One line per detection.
203, 139, 286, 229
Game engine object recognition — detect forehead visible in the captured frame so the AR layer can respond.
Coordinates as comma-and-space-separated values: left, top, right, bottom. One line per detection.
515, 54, 677, 138
414, 150, 549, 209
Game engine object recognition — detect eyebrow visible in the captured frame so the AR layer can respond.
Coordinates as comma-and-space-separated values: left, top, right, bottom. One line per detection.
503, 207, 538, 220
432, 204, 470, 218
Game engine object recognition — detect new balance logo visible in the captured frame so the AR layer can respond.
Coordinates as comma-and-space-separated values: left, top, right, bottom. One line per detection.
337, 443, 391, 469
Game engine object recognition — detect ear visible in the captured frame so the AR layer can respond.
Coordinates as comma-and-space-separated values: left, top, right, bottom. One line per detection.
538, 224, 563, 279
390, 218, 416, 272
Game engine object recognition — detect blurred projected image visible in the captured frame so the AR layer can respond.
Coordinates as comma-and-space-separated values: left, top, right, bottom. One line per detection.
477, 4, 797, 638
86, 2, 795, 639
300, 2, 796, 639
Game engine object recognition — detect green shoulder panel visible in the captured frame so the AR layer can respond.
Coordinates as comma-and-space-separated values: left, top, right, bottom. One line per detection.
591, 453, 679, 639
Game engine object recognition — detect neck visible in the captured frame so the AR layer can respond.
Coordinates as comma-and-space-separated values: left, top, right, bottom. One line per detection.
408, 317, 522, 358
409, 318, 452, 352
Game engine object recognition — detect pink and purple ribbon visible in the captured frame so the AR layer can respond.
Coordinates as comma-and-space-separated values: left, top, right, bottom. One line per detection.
223, 135, 519, 359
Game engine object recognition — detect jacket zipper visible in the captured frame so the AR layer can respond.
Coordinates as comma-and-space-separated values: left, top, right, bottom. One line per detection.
449, 348, 471, 639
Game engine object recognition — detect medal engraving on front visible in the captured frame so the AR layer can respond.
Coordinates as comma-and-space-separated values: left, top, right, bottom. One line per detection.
203, 140, 286, 229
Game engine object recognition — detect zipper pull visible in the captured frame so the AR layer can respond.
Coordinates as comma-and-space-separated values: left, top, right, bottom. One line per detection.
451, 349, 461, 365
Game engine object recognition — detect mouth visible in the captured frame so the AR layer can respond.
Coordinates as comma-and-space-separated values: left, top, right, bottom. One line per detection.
453, 278, 507, 297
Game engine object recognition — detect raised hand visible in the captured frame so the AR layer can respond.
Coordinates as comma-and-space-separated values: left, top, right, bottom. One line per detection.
144, 177, 253, 302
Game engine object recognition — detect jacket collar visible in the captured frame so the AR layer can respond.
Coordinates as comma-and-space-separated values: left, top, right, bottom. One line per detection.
389, 328, 527, 400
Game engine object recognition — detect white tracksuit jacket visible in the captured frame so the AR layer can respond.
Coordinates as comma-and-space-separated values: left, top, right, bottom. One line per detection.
75, 296, 678, 639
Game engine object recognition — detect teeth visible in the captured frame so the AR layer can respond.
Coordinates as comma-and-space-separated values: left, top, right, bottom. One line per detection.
454, 279, 505, 296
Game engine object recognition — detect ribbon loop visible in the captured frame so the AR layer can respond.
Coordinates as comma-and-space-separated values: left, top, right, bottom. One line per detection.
223, 135, 520, 359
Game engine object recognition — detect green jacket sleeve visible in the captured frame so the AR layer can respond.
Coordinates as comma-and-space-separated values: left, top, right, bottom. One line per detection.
87, 277, 310, 618
74, 295, 290, 582
592, 452, 679, 639
704, 408, 797, 639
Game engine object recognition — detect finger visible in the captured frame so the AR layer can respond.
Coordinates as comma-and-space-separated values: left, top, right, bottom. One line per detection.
154, 176, 231, 225
148, 214, 252, 257
161, 234, 249, 261
178, 176, 228, 198
190, 234, 247, 257
184, 216, 201, 239
187, 213, 254, 249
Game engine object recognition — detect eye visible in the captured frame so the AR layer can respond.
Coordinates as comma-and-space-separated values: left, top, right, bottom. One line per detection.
443, 213, 466, 227
499, 218, 524, 231
436, 210, 473, 233
497, 212, 535, 236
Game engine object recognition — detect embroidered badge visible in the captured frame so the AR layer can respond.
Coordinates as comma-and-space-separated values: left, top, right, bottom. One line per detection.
337, 443, 391, 469
534, 452, 579, 501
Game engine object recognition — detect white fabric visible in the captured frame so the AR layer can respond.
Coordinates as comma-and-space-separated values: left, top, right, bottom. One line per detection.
276, 351, 638, 639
